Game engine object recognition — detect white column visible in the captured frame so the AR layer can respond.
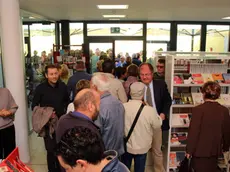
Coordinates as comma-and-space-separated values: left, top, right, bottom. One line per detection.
0, 0, 30, 162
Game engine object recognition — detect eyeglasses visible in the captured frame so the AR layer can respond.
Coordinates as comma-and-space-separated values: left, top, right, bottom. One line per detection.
140, 73, 152, 77
157, 65, 164, 69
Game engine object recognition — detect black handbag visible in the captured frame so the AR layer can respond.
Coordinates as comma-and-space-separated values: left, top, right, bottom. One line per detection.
124, 103, 145, 152
178, 157, 194, 172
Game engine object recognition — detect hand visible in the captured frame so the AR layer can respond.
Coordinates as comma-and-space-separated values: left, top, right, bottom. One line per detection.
160, 113, 165, 120
0, 109, 11, 117
186, 153, 191, 159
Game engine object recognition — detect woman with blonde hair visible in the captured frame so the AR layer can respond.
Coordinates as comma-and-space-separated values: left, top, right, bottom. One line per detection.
59, 64, 70, 84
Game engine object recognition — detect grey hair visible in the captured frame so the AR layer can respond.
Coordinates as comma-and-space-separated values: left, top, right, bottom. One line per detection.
91, 72, 110, 92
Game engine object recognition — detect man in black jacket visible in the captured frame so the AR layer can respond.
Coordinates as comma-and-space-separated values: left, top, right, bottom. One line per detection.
32, 64, 69, 172
139, 63, 172, 172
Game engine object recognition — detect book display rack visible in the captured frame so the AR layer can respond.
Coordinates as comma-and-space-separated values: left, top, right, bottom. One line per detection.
156, 52, 230, 172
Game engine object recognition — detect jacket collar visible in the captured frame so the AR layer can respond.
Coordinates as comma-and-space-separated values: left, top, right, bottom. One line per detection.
101, 91, 111, 99
101, 150, 119, 172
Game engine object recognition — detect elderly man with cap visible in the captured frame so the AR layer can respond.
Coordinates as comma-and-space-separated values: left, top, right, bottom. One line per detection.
122, 82, 162, 172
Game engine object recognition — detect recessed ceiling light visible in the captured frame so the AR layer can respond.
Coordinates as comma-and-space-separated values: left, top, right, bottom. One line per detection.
29, 16, 35, 19
109, 19, 121, 20
97, 5, 129, 9
103, 15, 126, 18
222, 17, 230, 19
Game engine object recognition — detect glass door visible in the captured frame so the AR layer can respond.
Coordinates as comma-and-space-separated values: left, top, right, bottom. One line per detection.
89, 42, 113, 73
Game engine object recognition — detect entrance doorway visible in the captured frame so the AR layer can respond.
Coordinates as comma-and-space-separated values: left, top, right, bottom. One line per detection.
88, 39, 144, 73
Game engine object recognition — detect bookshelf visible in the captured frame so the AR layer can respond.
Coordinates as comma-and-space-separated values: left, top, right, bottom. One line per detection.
161, 52, 230, 172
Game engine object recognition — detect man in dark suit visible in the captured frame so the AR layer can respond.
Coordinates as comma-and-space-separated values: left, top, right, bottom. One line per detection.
139, 63, 172, 172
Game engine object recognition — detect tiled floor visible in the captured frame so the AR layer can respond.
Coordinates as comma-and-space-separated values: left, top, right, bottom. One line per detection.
27, 132, 168, 172
27, 132, 48, 172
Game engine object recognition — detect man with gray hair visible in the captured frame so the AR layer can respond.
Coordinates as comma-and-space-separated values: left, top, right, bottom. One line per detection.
122, 82, 162, 172
91, 72, 125, 157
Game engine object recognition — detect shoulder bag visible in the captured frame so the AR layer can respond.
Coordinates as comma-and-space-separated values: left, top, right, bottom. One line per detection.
124, 103, 145, 152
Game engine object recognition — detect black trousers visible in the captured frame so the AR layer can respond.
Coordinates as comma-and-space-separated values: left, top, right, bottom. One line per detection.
0, 125, 16, 159
44, 132, 61, 172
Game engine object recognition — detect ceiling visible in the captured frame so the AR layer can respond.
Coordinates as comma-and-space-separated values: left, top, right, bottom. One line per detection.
19, 0, 230, 22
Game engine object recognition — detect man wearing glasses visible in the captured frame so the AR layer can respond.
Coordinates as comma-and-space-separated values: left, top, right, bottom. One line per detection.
139, 63, 172, 172
154, 59, 165, 80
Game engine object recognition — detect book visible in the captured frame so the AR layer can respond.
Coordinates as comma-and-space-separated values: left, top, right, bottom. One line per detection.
183, 73, 193, 84
171, 132, 188, 145
169, 152, 177, 168
220, 94, 230, 106
173, 93, 182, 105
192, 74, 204, 84
174, 74, 183, 84
169, 152, 186, 168
172, 114, 190, 127
212, 73, 224, 83
202, 74, 214, 83
191, 93, 204, 106
223, 73, 230, 84
181, 93, 193, 104
176, 152, 186, 166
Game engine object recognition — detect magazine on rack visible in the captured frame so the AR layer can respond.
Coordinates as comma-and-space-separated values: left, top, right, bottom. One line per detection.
171, 132, 188, 146
169, 152, 186, 168
202, 74, 214, 83
172, 114, 191, 127
192, 74, 204, 84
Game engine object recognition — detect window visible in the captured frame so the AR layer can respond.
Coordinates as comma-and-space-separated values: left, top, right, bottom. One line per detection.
87, 23, 143, 36
30, 23, 55, 56
177, 24, 201, 52
206, 25, 229, 52
69, 23, 83, 45
147, 23, 170, 41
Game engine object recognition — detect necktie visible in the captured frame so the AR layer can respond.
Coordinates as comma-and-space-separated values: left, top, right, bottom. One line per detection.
146, 85, 153, 107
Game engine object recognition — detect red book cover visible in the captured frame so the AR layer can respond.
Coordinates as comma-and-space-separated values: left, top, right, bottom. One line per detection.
192, 74, 204, 84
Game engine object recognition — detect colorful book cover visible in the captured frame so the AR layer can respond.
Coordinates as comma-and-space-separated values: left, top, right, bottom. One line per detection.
191, 93, 204, 106
176, 152, 186, 166
202, 74, 214, 83
223, 73, 230, 84
172, 114, 190, 127
169, 152, 177, 168
212, 73, 224, 83
192, 74, 204, 84
174, 74, 183, 84
171, 132, 188, 145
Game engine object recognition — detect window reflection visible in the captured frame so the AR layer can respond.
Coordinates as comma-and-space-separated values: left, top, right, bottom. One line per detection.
177, 24, 201, 52
147, 23, 170, 41
206, 25, 229, 52
69, 23, 83, 46
30, 23, 55, 57
87, 24, 143, 36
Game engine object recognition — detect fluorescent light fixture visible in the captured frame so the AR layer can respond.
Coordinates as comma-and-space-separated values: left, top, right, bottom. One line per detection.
29, 16, 35, 19
109, 19, 121, 20
97, 5, 128, 9
103, 15, 126, 18
222, 16, 230, 19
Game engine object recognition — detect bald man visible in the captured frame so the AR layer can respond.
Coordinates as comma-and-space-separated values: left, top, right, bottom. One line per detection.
56, 89, 103, 144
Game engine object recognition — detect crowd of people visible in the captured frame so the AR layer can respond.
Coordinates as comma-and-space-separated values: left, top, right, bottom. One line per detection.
1, 52, 230, 172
